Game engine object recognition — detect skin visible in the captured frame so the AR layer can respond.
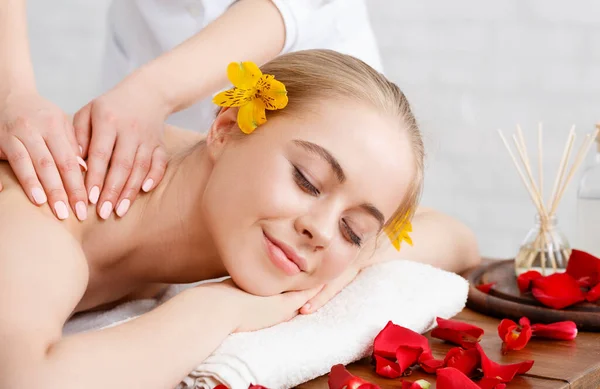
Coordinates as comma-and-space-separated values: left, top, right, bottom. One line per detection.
0, 99, 480, 388
0, 0, 285, 221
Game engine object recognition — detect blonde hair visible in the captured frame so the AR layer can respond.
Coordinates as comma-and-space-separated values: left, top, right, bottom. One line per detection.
260, 49, 424, 246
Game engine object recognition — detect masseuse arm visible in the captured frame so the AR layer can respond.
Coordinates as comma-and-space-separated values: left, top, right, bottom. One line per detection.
0, 0, 88, 220
73, 0, 286, 220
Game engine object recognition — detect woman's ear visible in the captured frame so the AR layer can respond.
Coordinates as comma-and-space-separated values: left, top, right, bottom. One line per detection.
206, 107, 238, 161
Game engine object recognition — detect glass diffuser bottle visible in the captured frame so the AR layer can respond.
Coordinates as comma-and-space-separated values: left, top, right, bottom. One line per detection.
498, 124, 598, 277
514, 214, 571, 276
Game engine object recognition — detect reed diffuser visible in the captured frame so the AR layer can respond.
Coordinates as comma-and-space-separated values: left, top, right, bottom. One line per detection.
498, 124, 600, 276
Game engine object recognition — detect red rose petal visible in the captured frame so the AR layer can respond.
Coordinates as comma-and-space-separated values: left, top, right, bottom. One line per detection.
418, 350, 445, 374
248, 386, 269, 389
431, 317, 484, 348
476, 343, 533, 382
478, 377, 507, 389
215, 386, 228, 389
501, 323, 532, 354
443, 347, 480, 377
396, 345, 424, 374
497, 319, 517, 340
518, 317, 531, 327
373, 321, 430, 359
328, 364, 380, 389
531, 273, 586, 309
374, 355, 402, 378
517, 270, 543, 293
566, 249, 600, 286
587, 283, 600, 303
476, 282, 497, 294
437, 367, 481, 389
531, 321, 578, 340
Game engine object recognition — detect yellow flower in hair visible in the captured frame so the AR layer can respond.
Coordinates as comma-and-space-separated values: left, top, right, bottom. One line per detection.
384, 214, 413, 251
212, 61, 288, 134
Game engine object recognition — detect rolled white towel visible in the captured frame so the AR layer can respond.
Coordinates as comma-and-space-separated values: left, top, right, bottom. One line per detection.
181, 259, 469, 389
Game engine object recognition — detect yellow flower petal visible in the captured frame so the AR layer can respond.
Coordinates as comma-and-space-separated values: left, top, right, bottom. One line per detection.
237, 100, 267, 134
256, 74, 288, 110
212, 87, 254, 107
227, 61, 262, 89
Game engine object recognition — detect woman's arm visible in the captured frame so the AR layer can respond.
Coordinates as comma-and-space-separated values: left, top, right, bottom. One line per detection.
134, 0, 285, 114
366, 207, 481, 273
0, 206, 237, 389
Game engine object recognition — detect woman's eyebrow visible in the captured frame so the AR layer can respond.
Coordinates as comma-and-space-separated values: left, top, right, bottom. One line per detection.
291, 139, 384, 228
291, 139, 345, 183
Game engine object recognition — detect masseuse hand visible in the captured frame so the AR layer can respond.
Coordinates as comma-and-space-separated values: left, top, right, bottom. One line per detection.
73, 74, 169, 219
201, 279, 324, 333
0, 90, 88, 220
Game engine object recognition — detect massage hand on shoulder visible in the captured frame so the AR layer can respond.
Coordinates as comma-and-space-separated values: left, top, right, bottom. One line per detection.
0, 0, 285, 220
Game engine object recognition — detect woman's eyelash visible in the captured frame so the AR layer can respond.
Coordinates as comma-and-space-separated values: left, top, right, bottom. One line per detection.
342, 219, 362, 247
292, 165, 361, 247
293, 166, 320, 195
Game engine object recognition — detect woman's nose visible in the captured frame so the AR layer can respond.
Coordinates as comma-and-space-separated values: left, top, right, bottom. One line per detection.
294, 210, 336, 250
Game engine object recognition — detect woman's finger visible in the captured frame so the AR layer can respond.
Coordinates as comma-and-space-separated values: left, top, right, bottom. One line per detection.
85, 117, 117, 205
300, 271, 358, 315
3, 136, 46, 205
96, 137, 138, 219
44, 129, 88, 221
115, 145, 153, 217
141, 145, 168, 193
73, 103, 92, 158
20, 135, 71, 219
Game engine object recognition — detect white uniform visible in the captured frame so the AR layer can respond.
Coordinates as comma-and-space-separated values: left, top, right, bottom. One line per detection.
101, 0, 383, 131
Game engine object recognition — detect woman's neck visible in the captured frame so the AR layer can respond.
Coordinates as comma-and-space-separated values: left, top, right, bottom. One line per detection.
82, 144, 228, 284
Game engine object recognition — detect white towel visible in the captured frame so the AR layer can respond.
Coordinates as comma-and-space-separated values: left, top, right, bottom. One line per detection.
63, 260, 468, 389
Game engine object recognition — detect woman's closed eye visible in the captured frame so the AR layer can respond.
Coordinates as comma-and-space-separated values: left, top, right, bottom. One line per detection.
292, 165, 362, 247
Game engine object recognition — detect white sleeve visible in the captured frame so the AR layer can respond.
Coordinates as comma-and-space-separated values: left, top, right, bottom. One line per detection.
270, 0, 383, 72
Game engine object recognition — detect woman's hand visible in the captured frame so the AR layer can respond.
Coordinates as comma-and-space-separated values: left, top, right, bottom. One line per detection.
299, 261, 362, 315
0, 90, 88, 220
73, 74, 169, 219
199, 279, 324, 333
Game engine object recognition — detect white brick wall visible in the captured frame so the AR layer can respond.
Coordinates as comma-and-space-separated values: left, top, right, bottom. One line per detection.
27, 0, 600, 259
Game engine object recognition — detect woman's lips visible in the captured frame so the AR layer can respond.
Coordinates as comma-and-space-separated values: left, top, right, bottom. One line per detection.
263, 231, 302, 276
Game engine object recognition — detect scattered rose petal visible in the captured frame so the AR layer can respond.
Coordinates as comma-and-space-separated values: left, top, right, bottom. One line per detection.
443, 347, 480, 377
328, 364, 380, 389
418, 350, 445, 373
477, 377, 507, 389
531, 321, 578, 340
476, 344, 533, 382
587, 283, 600, 303
396, 345, 424, 374
373, 321, 430, 360
431, 317, 484, 348
497, 318, 532, 354
214, 386, 228, 389
437, 367, 481, 389
476, 282, 496, 294
249, 386, 269, 389
402, 379, 431, 389
576, 276, 594, 288
566, 249, 600, 287
517, 270, 543, 293
374, 355, 402, 378
531, 273, 586, 309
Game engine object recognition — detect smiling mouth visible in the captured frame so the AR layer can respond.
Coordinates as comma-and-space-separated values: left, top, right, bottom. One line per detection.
263, 231, 303, 276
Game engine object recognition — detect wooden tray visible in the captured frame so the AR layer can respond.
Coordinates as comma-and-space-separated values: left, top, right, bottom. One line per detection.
465, 259, 600, 331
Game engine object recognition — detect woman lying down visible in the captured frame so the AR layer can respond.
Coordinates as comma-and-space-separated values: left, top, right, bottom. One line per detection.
0, 50, 480, 388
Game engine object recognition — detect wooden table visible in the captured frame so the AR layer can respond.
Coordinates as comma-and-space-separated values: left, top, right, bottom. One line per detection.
298, 308, 600, 389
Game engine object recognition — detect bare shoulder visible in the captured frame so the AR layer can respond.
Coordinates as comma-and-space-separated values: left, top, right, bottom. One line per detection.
0, 198, 89, 333
163, 124, 207, 154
